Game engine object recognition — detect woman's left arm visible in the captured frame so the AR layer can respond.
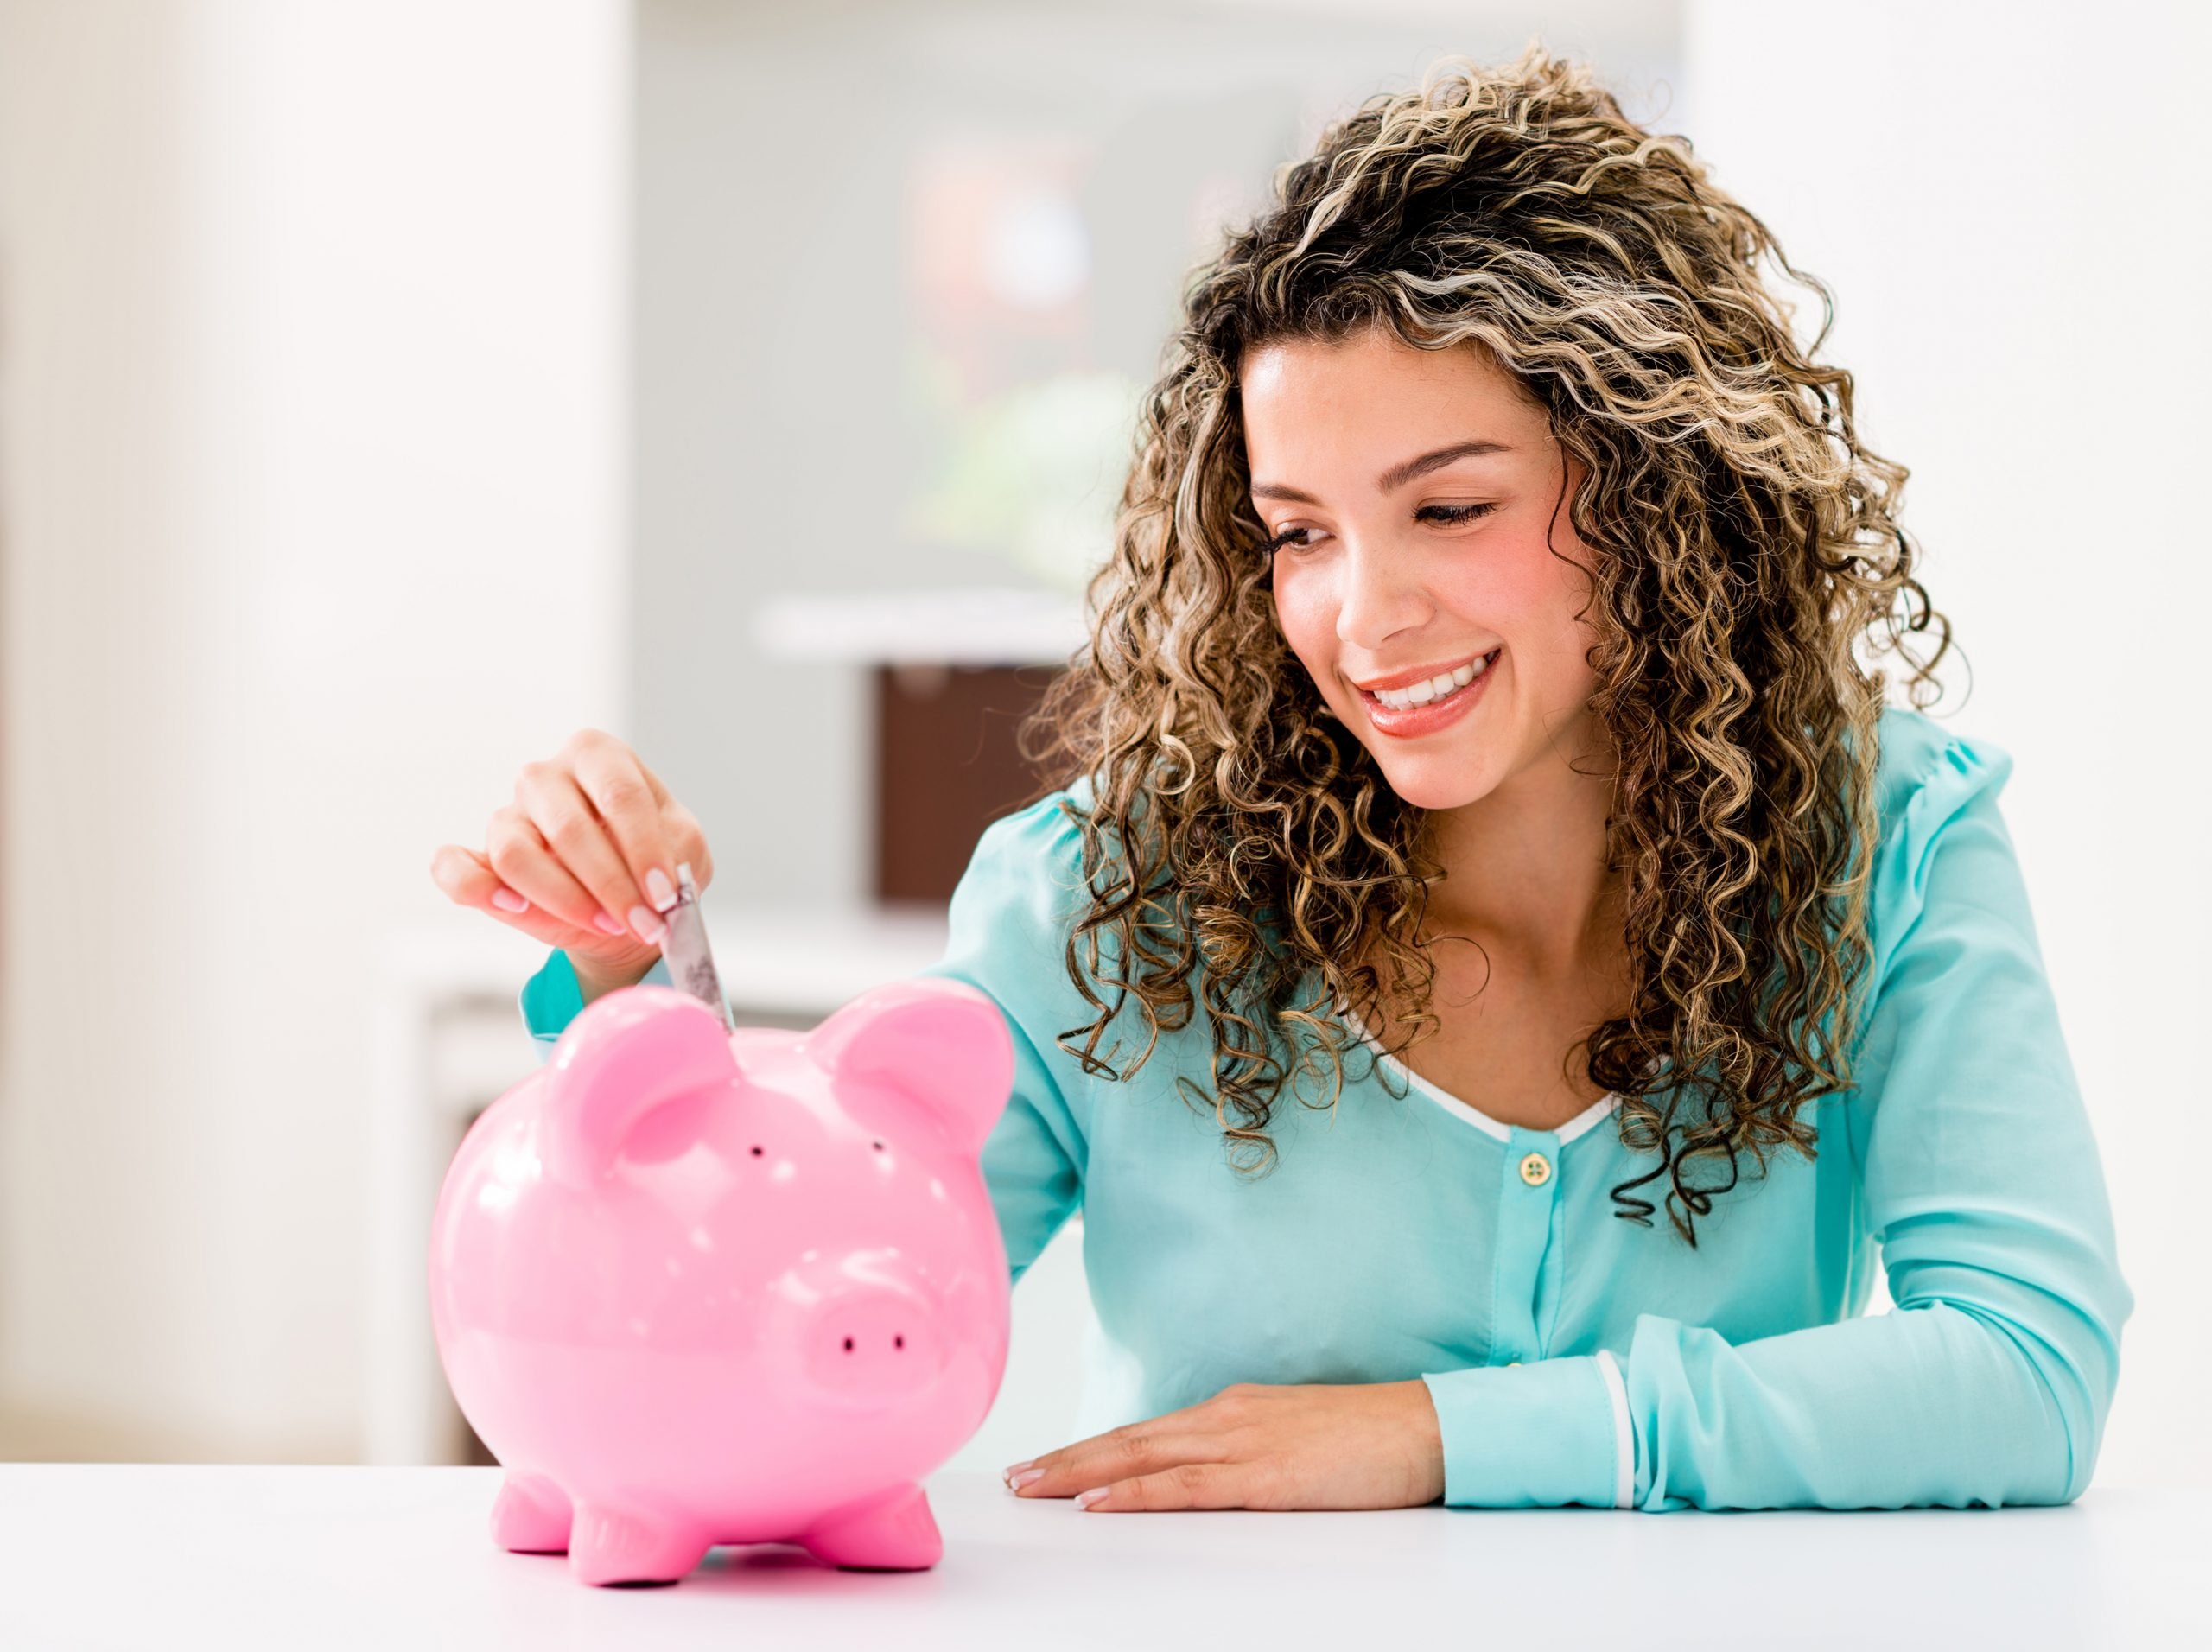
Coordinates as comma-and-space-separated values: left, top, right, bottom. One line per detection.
1418, 732, 2133, 1510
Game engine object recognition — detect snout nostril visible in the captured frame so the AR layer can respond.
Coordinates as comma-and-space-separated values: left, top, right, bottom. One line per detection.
894, 1334, 904, 1350
842, 1336, 854, 1352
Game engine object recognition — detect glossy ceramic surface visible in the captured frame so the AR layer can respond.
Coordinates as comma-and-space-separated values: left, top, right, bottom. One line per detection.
427, 978, 1014, 1584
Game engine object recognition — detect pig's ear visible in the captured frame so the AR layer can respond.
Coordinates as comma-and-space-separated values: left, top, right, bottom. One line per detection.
543, 984, 736, 1190
804, 978, 1014, 1157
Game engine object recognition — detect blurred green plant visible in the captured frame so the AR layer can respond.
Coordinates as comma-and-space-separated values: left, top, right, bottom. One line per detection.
903, 347, 1143, 594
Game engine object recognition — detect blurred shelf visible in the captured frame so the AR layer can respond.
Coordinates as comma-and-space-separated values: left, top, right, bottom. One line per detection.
378, 900, 950, 1033
753, 584, 1085, 665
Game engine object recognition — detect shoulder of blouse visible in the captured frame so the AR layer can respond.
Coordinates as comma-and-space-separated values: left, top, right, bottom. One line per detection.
1864, 701, 2018, 988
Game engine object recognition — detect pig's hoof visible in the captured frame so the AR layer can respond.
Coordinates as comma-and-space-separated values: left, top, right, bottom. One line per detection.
801, 1483, 942, 1571
568, 1501, 711, 1587
490, 1471, 573, 1554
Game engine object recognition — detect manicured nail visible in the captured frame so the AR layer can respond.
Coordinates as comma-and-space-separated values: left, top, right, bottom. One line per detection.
646, 868, 677, 912
1074, 1488, 1108, 1509
1007, 1468, 1044, 1492
491, 887, 531, 914
592, 910, 626, 936
1001, 1460, 1034, 1483
629, 905, 667, 944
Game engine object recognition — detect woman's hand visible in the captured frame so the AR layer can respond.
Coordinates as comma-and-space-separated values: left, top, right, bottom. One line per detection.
429, 728, 715, 999
1002, 1379, 1445, 1511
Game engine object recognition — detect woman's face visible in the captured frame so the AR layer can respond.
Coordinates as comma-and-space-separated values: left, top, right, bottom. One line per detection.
1243, 327, 1605, 812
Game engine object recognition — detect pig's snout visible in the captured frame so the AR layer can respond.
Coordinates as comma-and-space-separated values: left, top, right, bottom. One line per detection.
801, 1279, 948, 1398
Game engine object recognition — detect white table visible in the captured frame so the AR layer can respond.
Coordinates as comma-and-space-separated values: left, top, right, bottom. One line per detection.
0, 1466, 2202, 1649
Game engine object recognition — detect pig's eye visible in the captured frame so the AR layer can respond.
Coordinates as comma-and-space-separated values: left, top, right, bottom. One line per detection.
749, 1146, 763, 1157
872, 1141, 885, 1152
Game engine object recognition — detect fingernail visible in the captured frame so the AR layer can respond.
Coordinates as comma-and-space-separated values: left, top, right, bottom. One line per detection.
1007, 1468, 1044, 1491
629, 905, 667, 944
1074, 1488, 1108, 1509
1001, 1460, 1034, 1482
491, 887, 531, 914
593, 910, 626, 936
646, 868, 677, 912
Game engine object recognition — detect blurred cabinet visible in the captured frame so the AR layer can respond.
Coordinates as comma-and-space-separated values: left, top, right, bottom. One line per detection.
755, 586, 1084, 904
875, 662, 1063, 902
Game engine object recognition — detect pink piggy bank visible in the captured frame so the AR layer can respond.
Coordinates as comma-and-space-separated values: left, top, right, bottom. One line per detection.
427, 976, 1014, 1585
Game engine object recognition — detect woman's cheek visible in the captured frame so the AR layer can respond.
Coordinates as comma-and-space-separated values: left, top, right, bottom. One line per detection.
1269, 571, 1334, 684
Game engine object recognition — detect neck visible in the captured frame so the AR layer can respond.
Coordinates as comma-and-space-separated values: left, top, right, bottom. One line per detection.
1414, 732, 1622, 975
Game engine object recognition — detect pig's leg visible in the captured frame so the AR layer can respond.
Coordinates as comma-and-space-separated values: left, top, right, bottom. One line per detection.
488, 1471, 573, 1554
798, 1483, 943, 1572
566, 1501, 712, 1587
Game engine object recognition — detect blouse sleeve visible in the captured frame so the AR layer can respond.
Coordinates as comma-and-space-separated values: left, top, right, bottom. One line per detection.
913, 795, 1092, 1287
518, 948, 674, 1064
513, 798, 1094, 1290
1424, 726, 2133, 1510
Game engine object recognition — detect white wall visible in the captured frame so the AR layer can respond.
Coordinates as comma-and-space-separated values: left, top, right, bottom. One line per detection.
0, 0, 630, 1458
1682, 0, 2211, 1489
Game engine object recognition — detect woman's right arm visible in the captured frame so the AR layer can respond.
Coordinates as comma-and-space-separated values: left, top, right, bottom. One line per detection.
912, 796, 1094, 1285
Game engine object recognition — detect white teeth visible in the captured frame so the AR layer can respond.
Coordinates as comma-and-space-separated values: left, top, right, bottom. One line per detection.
1370, 651, 1493, 711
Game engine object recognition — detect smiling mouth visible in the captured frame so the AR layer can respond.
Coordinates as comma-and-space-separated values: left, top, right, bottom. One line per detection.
1357, 648, 1500, 713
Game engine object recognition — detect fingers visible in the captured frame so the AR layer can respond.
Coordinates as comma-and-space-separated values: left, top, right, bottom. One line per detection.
514, 760, 666, 945
1006, 1425, 1231, 1502
632, 750, 672, 808
1077, 1461, 1265, 1512
664, 800, 713, 890
429, 842, 594, 950
624, 741, 713, 890
483, 803, 636, 942
1006, 1384, 1270, 1507
569, 734, 683, 914
433, 729, 711, 963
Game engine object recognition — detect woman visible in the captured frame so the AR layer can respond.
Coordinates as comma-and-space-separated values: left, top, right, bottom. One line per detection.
434, 47, 2129, 1513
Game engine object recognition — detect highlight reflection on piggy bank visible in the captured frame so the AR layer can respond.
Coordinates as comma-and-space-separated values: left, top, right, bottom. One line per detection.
427, 977, 1014, 1585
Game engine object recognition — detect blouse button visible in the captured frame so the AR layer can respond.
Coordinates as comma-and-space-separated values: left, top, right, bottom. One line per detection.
1518, 1151, 1553, 1187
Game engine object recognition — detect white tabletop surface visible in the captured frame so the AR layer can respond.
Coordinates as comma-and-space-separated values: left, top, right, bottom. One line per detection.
0, 1465, 2202, 1650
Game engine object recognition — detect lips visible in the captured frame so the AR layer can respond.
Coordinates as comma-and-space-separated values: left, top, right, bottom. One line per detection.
1355, 647, 1500, 737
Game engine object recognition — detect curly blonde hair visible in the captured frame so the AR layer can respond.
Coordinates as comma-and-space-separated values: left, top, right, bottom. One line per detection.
1014, 44, 1953, 1242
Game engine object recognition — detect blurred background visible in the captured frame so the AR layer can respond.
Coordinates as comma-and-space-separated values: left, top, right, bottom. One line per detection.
0, 0, 2202, 1488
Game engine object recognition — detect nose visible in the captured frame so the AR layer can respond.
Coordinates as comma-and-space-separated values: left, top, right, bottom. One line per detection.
1334, 536, 1430, 654
802, 1280, 947, 1399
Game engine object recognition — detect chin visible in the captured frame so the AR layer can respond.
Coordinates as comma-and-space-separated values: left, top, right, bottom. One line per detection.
1367, 745, 1501, 811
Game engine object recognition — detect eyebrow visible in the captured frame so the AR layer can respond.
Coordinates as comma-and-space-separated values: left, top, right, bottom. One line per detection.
1249, 439, 1514, 505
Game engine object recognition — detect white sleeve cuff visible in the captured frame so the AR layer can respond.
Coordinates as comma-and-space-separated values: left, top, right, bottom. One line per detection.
1593, 1347, 1635, 1509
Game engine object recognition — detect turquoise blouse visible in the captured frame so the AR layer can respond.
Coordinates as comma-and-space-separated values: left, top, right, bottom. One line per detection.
517, 705, 2131, 1511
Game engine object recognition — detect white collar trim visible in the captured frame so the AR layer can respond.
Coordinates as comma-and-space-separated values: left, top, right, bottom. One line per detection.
1337, 1001, 1619, 1145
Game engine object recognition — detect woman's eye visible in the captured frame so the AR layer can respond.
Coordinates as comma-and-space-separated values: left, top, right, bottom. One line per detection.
1420, 501, 1498, 526
1263, 501, 1497, 557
